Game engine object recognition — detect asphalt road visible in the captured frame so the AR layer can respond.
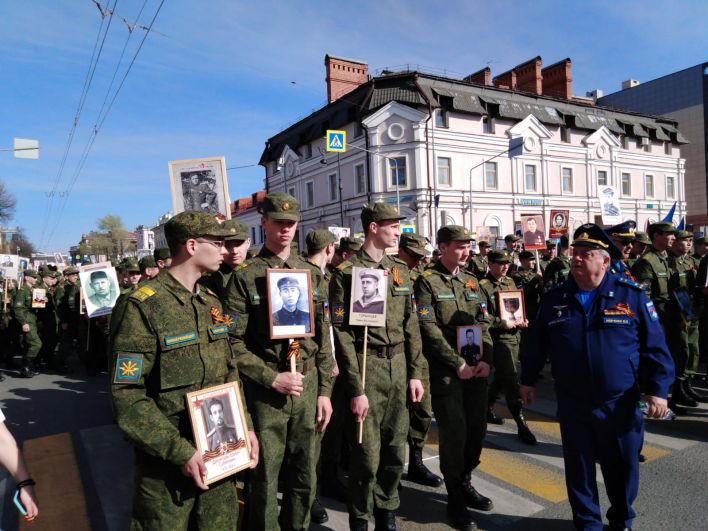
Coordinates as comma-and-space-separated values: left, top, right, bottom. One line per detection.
1, 359, 706, 531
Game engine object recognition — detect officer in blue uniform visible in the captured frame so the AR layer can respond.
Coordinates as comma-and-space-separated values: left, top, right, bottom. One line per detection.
606, 220, 637, 277
519, 224, 674, 531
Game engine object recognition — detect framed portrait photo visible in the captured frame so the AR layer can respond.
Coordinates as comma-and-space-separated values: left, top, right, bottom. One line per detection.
456, 325, 483, 366
497, 290, 526, 325
520, 213, 546, 250
79, 261, 119, 318
185, 382, 253, 485
168, 156, 231, 219
349, 267, 388, 327
266, 269, 315, 339
548, 209, 570, 239
31, 288, 48, 309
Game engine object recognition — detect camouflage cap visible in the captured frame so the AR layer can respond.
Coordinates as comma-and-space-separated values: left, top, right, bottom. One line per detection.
437, 225, 473, 244
361, 202, 405, 228
632, 231, 652, 245
306, 230, 336, 252
38, 265, 48, 276
519, 250, 535, 260
337, 236, 362, 254
675, 230, 693, 240
694, 236, 707, 245
399, 233, 428, 257
648, 221, 676, 238
24, 270, 39, 279
139, 255, 157, 271
487, 250, 512, 264
47, 270, 61, 279
123, 259, 140, 273
153, 247, 171, 261
546, 239, 556, 247
63, 266, 79, 275
165, 210, 230, 248
222, 219, 249, 241
478, 240, 491, 248
260, 192, 300, 221
504, 234, 521, 243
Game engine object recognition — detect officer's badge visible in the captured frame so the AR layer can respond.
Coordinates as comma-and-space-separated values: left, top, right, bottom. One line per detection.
113, 354, 143, 384
332, 304, 346, 324
391, 266, 403, 286
282, 202, 290, 211
323, 301, 330, 323
645, 300, 659, 321
210, 306, 234, 327
417, 305, 432, 321
603, 303, 635, 317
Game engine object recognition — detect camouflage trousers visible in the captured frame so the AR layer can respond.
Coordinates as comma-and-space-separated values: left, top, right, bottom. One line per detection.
20, 325, 42, 363
407, 360, 433, 450
347, 351, 408, 521
685, 321, 700, 377
131, 451, 238, 531
488, 334, 523, 415
245, 368, 318, 531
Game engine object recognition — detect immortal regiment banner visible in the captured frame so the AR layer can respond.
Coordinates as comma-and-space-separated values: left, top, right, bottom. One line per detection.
598, 185, 622, 225
0, 254, 20, 280
548, 209, 570, 239
79, 261, 120, 318
328, 226, 350, 244
168, 157, 231, 219
520, 213, 546, 250
349, 267, 388, 327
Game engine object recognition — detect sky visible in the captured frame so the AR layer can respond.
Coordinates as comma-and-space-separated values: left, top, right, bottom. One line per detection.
1, 0, 706, 253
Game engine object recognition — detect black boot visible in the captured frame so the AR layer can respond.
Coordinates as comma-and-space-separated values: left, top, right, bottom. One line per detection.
461, 476, 493, 511
512, 410, 537, 445
349, 518, 369, 531
447, 500, 477, 530
20, 364, 34, 378
310, 496, 328, 524
684, 378, 706, 403
373, 507, 396, 531
486, 407, 504, 425
672, 379, 697, 407
407, 446, 443, 487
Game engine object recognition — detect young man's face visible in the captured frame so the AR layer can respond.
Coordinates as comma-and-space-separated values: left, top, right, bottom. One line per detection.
526, 219, 537, 232
488, 261, 509, 279
652, 231, 675, 251
65, 273, 79, 285
279, 286, 300, 310
360, 277, 378, 298
224, 239, 250, 267
193, 237, 226, 273
127, 272, 142, 286
674, 238, 692, 255
210, 403, 224, 427
520, 258, 536, 270
262, 216, 297, 248
440, 241, 471, 269
370, 220, 400, 248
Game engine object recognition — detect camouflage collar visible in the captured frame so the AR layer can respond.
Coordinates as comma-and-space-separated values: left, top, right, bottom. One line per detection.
257, 245, 303, 269
356, 248, 394, 270
161, 272, 207, 306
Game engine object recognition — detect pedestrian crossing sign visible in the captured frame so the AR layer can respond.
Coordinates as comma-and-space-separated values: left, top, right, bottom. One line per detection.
326, 130, 346, 152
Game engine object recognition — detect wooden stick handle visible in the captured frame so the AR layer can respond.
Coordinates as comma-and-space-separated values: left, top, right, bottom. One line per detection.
358, 326, 368, 444
289, 339, 296, 374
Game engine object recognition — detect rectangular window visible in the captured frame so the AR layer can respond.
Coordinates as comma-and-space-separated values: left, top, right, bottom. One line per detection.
620, 135, 629, 149
643, 138, 651, 152
483, 115, 495, 134
666, 176, 675, 199
525, 164, 537, 192
437, 157, 451, 185
389, 157, 407, 187
484, 161, 498, 189
305, 181, 314, 207
597, 170, 607, 186
621, 172, 631, 196
435, 109, 448, 128
328, 173, 338, 201
645, 174, 654, 197
560, 126, 570, 143
305, 144, 312, 159
562, 167, 573, 193
355, 164, 366, 195
664, 141, 671, 155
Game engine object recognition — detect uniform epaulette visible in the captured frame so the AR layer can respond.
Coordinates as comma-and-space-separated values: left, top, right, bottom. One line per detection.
203, 286, 217, 298
422, 270, 433, 277
390, 255, 406, 266
236, 263, 249, 270
479, 278, 490, 285
543, 282, 565, 293
130, 286, 156, 302
337, 260, 352, 271
616, 276, 643, 290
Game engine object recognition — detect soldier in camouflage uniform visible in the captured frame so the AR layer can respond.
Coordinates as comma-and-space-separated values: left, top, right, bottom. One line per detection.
226, 193, 333, 531
111, 211, 258, 530
539, 240, 556, 272
480, 251, 537, 445
198, 220, 249, 303
57, 266, 80, 371
468, 240, 490, 279
512, 251, 543, 328
330, 237, 362, 269
542, 234, 571, 286
397, 233, 442, 488
138, 255, 160, 281
415, 225, 494, 530
687, 237, 707, 397
330, 203, 425, 531
36, 270, 60, 371
154, 247, 172, 270
13, 270, 42, 378
0, 272, 10, 380
503, 234, 521, 273
628, 231, 651, 269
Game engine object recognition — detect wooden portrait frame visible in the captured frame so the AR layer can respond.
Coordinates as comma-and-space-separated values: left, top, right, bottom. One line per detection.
455, 325, 483, 366
168, 156, 231, 219
497, 289, 526, 325
548, 209, 570, 239
349, 266, 388, 327
266, 268, 315, 339
185, 382, 253, 485
31, 288, 48, 309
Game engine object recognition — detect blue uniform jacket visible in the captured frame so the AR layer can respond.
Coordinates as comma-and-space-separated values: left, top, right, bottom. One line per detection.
520, 272, 674, 408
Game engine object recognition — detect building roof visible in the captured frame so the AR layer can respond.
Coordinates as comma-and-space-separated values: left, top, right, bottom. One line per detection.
260, 70, 686, 164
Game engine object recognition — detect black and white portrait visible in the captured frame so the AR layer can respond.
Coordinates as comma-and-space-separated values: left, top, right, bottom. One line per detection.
599, 186, 622, 224
79, 262, 119, 318
456, 326, 482, 366
349, 267, 388, 327
266, 268, 314, 339
168, 157, 231, 219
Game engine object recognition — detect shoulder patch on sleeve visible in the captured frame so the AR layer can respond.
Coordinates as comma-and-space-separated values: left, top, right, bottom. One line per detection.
130, 286, 156, 302
332, 303, 346, 324
645, 300, 659, 321
113, 354, 144, 384
417, 305, 433, 321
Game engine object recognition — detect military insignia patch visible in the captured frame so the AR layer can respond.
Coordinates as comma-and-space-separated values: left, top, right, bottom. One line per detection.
465, 279, 477, 290
131, 286, 156, 302
645, 300, 659, 321
417, 305, 432, 320
210, 306, 234, 327
113, 354, 143, 384
164, 331, 198, 346
391, 266, 403, 286
410, 293, 417, 313
323, 301, 330, 323
332, 304, 346, 324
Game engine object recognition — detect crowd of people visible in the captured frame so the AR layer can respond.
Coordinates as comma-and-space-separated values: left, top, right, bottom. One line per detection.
0, 192, 703, 530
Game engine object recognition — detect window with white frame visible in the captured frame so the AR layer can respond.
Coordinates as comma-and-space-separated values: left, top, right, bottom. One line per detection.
645, 174, 654, 197
666, 175, 675, 199
355, 164, 366, 195
562, 167, 573, 193
621, 172, 631, 196
597, 170, 608, 186
328, 173, 338, 201
389, 157, 407, 187
525, 164, 537, 192
437, 157, 451, 186
305, 181, 314, 207
484, 161, 498, 189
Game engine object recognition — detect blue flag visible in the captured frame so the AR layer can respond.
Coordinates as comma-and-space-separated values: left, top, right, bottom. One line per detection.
676, 217, 685, 230
661, 202, 677, 223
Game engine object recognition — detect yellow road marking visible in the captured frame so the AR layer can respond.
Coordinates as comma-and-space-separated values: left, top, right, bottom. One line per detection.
20, 432, 91, 531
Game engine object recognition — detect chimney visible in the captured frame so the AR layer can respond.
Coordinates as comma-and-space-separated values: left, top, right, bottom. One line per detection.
621, 79, 640, 90
586, 89, 603, 102
493, 69, 516, 90
325, 55, 368, 103
464, 67, 491, 85
514, 56, 543, 95
542, 58, 573, 99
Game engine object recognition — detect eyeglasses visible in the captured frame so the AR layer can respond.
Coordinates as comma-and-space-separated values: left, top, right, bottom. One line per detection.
195, 238, 225, 249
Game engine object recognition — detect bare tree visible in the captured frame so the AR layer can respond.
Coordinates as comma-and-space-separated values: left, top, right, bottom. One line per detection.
0, 180, 17, 223
11, 228, 36, 257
